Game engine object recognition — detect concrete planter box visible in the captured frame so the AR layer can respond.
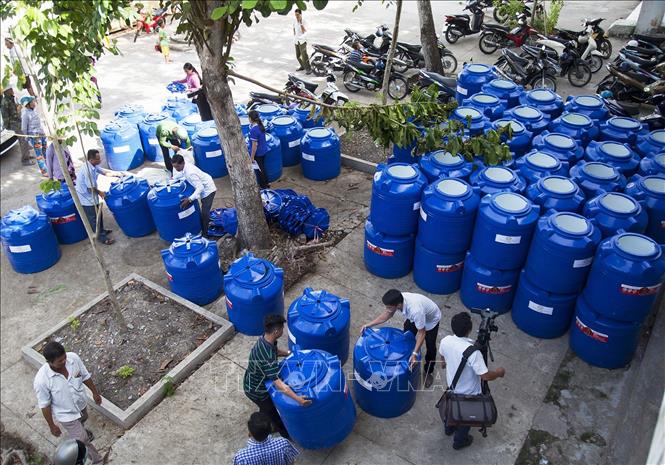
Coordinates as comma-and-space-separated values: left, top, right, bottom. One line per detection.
341, 153, 377, 174
21, 273, 235, 429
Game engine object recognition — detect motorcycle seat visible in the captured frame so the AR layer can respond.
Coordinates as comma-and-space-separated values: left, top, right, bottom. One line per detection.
288, 74, 319, 92
450, 14, 470, 20
632, 34, 665, 48
556, 29, 580, 40
315, 44, 337, 52
249, 91, 282, 101
621, 52, 658, 67
350, 61, 376, 72
483, 23, 510, 32
398, 42, 421, 52
504, 49, 531, 67
586, 18, 604, 27
421, 71, 456, 88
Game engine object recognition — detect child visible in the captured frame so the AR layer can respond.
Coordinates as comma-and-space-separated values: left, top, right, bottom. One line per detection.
157, 20, 171, 63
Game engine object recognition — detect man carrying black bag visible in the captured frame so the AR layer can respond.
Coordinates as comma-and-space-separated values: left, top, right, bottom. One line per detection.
438, 312, 506, 450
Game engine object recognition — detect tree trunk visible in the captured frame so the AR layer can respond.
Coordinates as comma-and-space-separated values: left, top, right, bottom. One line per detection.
194, 2, 271, 250
417, 0, 444, 74
381, 0, 403, 105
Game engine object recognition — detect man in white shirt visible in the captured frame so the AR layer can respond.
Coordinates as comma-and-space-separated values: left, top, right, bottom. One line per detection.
293, 9, 312, 74
361, 289, 441, 388
33, 341, 104, 465
439, 312, 506, 450
171, 154, 217, 236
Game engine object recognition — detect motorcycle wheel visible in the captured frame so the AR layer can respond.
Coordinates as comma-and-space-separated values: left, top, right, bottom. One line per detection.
343, 70, 361, 93
445, 26, 462, 44
393, 51, 410, 73
310, 55, 328, 77
588, 55, 603, 74
567, 62, 592, 87
528, 73, 557, 91
133, 26, 141, 43
388, 76, 409, 100
479, 32, 500, 55
493, 7, 508, 24
441, 52, 458, 74
598, 39, 612, 59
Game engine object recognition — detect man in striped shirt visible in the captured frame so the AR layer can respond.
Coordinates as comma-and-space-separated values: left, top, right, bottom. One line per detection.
243, 315, 311, 439
233, 412, 299, 465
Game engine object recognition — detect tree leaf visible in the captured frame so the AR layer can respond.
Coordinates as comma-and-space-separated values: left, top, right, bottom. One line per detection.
269, 0, 287, 10
210, 6, 228, 20
312, 0, 328, 10
241, 0, 259, 9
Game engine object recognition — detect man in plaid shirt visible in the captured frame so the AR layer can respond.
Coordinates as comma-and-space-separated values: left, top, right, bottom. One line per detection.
233, 412, 299, 465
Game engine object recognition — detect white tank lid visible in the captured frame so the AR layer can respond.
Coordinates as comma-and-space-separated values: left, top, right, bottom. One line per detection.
433, 151, 462, 166
436, 178, 469, 197
583, 162, 615, 180
527, 151, 558, 169
600, 193, 636, 213
542, 177, 576, 194
494, 192, 527, 212
198, 127, 218, 138
485, 166, 514, 183
643, 177, 665, 194
600, 142, 630, 158
616, 234, 658, 257
388, 164, 417, 179
553, 213, 589, 234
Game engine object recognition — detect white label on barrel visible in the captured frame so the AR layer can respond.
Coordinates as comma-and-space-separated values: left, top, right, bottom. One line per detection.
573, 257, 593, 268
288, 140, 301, 148
528, 301, 553, 315
619, 283, 661, 296
495, 234, 521, 244
178, 205, 195, 219
288, 329, 296, 344
9, 244, 31, 253
354, 370, 372, 390
113, 145, 130, 154
420, 208, 428, 222
149, 138, 159, 145
575, 317, 608, 343
413, 201, 421, 211
206, 149, 223, 158
366, 240, 395, 257
456, 85, 467, 96
302, 153, 315, 162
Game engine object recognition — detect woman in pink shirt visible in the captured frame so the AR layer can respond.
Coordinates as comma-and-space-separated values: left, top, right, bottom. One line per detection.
174, 63, 212, 121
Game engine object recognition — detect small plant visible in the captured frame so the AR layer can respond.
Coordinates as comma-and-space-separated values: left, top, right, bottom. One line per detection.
162, 376, 176, 397
532, 0, 564, 35
39, 179, 63, 194
493, 0, 527, 27
114, 365, 135, 379
68, 317, 81, 331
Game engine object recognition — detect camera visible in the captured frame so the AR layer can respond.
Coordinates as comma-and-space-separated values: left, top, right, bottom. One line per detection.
470, 307, 499, 364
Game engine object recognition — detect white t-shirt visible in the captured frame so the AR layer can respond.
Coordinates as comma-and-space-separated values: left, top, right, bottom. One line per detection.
439, 335, 488, 395
293, 18, 308, 44
173, 162, 217, 201
400, 292, 441, 331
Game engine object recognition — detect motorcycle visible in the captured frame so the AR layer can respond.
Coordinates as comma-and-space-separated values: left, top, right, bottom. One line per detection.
444, 0, 485, 44
495, 45, 559, 90
596, 58, 665, 104
418, 69, 457, 103
343, 57, 409, 100
538, 20, 605, 73
587, 18, 612, 59
248, 74, 348, 108
133, 7, 168, 42
603, 94, 665, 131
309, 43, 350, 77
478, 13, 538, 54
558, 40, 593, 87
341, 25, 391, 55
393, 39, 458, 75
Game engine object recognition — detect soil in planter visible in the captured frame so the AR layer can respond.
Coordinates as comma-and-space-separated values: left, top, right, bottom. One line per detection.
340, 129, 390, 165
39, 280, 220, 410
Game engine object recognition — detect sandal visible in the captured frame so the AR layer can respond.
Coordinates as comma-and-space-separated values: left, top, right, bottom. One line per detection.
101, 238, 115, 245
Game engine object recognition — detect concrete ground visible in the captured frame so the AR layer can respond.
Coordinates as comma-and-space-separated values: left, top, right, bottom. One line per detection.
2, 1, 659, 465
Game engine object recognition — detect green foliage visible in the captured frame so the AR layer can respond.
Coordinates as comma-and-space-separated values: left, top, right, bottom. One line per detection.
532, 0, 564, 35
68, 316, 81, 331
0, 1, 134, 145
493, 0, 527, 27
324, 85, 512, 166
162, 376, 176, 397
352, 0, 393, 13
114, 365, 135, 379
39, 179, 63, 194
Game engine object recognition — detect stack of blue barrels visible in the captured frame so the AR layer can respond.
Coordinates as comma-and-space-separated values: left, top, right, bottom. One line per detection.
260, 188, 330, 240
364, 163, 427, 279
1, 206, 61, 273
300, 127, 341, 181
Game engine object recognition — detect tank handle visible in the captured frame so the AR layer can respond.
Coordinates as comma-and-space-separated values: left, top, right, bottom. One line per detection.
251, 287, 263, 303
324, 321, 336, 336
362, 327, 388, 344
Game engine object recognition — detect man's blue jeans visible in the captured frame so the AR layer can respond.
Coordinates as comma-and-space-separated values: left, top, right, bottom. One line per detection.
445, 423, 471, 448
82, 205, 106, 242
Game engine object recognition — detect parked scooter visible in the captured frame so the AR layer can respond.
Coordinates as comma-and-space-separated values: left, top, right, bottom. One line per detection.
133, 7, 168, 42
247, 74, 349, 108
596, 57, 665, 104
444, 0, 485, 44
341, 25, 391, 55
537, 20, 605, 73
393, 39, 458, 74
343, 57, 409, 100
495, 45, 560, 90
418, 69, 457, 103
478, 13, 538, 54
309, 43, 350, 76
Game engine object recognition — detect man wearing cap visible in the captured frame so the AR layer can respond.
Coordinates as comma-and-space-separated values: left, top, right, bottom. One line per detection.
156, 121, 191, 174
20, 95, 48, 176
1, 85, 33, 166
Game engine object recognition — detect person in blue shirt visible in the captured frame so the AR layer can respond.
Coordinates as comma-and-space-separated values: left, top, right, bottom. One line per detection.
348, 41, 363, 64
233, 412, 299, 465
248, 110, 270, 188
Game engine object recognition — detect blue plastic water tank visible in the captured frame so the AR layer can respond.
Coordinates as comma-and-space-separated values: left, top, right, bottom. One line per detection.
512, 271, 578, 339
267, 348, 355, 449
224, 252, 284, 335
463, 93, 505, 121
179, 113, 202, 138
390, 141, 418, 165
0, 206, 61, 274
625, 175, 665, 244
460, 252, 519, 313
300, 128, 341, 181
582, 233, 665, 322
413, 239, 466, 294
519, 89, 563, 118
419, 151, 473, 183
570, 294, 642, 369
638, 152, 665, 176
105, 175, 156, 237
569, 161, 627, 198
563, 95, 609, 123
548, 112, 598, 147
450, 106, 489, 136
635, 129, 665, 157
100, 119, 144, 170
192, 126, 228, 178
364, 220, 414, 278
482, 79, 523, 108
353, 327, 420, 418
287, 288, 351, 365
370, 163, 428, 235
526, 176, 585, 213
293, 106, 324, 129
470, 192, 539, 270
584, 140, 640, 176
470, 166, 526, 197
525, 211, 601, 293
269, 115, 303, 167
599, 116, 646, 145
147, 179, 202, 242
503, 105, 550, 135
138, 113, 172, 162
532, 131, 584, 165
239, 115, 250, 137
35, 186, 86, 244
161, 233, 222, 305
456, 63, 497, 103
114, 104, 146, 125
264, 133, 283, 182
235, 103, 248, 116
256, 104, 284, 122
418, 178, 480, 254
516, 150, 568, 184
583, 192, 647, 238
492, 119, 532, 156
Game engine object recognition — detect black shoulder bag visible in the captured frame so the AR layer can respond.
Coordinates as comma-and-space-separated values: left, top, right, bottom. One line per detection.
435, 345, 498, 432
